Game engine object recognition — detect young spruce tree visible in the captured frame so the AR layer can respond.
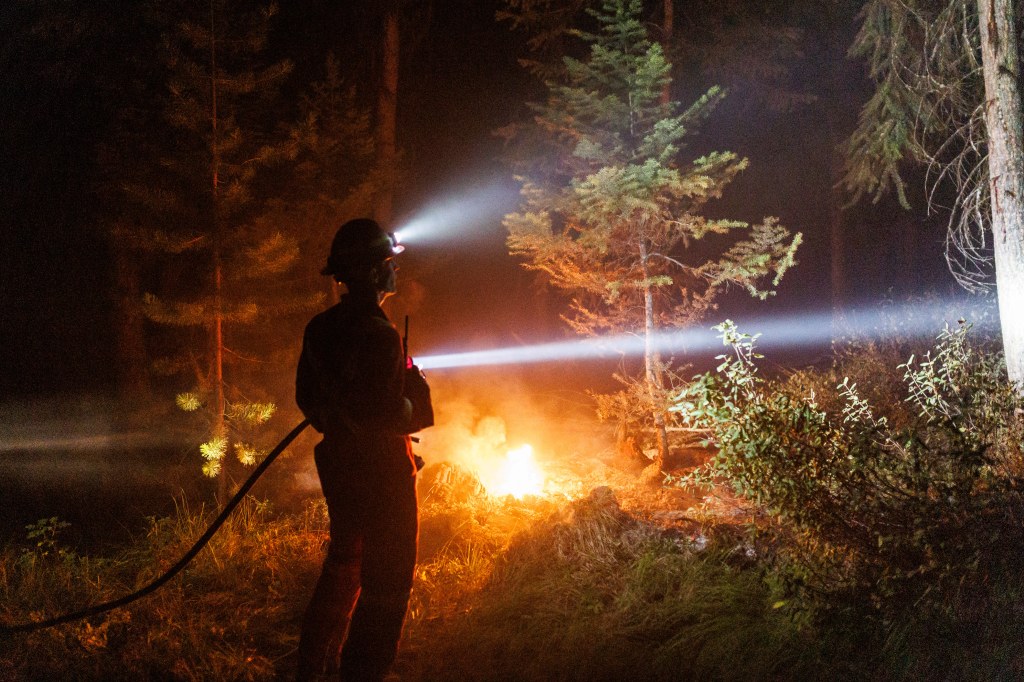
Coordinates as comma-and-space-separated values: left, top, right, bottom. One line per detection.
276, 53, 379, 304
127, 1, 313, 491
504, 0, 800, 468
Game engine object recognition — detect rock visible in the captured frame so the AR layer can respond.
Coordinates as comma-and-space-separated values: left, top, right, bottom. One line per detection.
587, 485, 618, 509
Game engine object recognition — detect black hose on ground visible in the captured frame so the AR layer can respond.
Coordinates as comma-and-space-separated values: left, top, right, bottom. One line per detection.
0, 418, 310, 635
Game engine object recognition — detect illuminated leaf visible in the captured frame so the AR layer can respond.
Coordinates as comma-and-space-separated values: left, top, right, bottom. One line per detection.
230, 401, 276, 425
234, 442, 264, 466
200, 436, 228, 462
175, 392, 202, 412
201, 459, 222, 478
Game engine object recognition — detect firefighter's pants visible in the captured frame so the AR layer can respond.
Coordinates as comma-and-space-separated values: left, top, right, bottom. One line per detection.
298, 447, 418, 681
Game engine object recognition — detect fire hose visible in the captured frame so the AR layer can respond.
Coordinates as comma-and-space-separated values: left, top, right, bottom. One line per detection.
2, 318, 423, 635
0, 418, 311, 636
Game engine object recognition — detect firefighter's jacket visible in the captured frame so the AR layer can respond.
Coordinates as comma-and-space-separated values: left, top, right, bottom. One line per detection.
296, 293, 431, 479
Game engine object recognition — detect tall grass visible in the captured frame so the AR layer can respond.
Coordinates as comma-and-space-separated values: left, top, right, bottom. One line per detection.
3, 457, 1024, 680
0, 497, 327, 681
401, 487, 818, 682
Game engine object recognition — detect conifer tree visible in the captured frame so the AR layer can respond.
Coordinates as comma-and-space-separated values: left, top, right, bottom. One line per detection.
504, 0, 800, 467
122, 0, 314, 490
501, 1, 874, 330
276, 54, 381, 304
374, 0, 400, 227
843, 0, 1024, 389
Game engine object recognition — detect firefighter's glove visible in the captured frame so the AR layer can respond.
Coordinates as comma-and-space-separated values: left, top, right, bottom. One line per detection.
404, 364, 434, 431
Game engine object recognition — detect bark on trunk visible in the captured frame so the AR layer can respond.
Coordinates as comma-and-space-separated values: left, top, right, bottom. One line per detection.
213, 254, 227, 501
978, 0, 1024, 388
375, 3, 400, 228
210, 0, 229, 501
823, 22, 849, 336
660, 0, 673, 106
827, 119, 848, 327
640, 241, 670, 469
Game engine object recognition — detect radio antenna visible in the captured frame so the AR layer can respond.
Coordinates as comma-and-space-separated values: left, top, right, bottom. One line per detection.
403, 315, 410, 367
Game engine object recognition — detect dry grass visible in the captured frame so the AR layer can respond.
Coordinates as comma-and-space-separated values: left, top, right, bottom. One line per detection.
0, 497, 326, 681
398, 482, 812, 682
2, 459, 1022, 680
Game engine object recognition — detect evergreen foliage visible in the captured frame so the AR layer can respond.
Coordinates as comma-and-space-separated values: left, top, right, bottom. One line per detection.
279, 53, 380, 276
842, 0, 1024, 389
112, 1, 324, 481
842, 0, 1024, 292
497, 0, 594, 79
843, 0, 984, 210
498, 0, 829, 119
504, 0, 800, 465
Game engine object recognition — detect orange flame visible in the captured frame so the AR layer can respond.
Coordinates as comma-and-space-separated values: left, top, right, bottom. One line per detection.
479, 444, 545, 499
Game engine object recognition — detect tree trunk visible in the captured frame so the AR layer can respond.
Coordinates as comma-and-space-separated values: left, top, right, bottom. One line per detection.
978, 0, 1024, 388
640, 241, 670, 469
375, 2, 400, 228
111, 240, 150, 402
210, 0, 228, 501
213, 253, 227, 501
827, 118, 848, 331
822, 19, 849, 337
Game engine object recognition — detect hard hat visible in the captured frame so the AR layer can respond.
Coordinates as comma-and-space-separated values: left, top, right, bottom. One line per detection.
321, 218, 404, 277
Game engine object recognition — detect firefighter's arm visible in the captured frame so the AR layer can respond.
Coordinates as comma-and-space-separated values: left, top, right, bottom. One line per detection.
295, 327, 327, 433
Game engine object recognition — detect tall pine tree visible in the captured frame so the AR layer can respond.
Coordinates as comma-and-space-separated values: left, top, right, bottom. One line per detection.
122, 0, 314, 490
504, 0, 800, 467
844, 0, 1024, 388
277, 53, 379, 303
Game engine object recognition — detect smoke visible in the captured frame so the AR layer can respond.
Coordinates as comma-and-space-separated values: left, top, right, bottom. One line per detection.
0, 396, 167, 455
0, 396, 221, 549
414, 369, 612, 491
0, 395, 192, 500
422, 399, 510, 484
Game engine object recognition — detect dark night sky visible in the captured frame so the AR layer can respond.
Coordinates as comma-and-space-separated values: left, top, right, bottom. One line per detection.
0, 0, 966, 403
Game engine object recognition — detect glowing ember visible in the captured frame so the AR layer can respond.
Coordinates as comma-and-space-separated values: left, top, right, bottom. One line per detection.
483, 444, 545, 499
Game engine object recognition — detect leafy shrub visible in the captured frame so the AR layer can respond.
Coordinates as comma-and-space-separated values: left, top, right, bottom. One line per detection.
671, 321, 1024, 618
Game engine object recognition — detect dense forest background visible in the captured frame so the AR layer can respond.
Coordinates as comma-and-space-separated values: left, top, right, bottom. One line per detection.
2, 3, 1022, 680
0, 0, 970, 403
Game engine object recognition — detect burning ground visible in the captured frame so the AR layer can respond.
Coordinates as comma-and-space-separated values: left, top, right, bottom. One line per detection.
397, 385, 779, 680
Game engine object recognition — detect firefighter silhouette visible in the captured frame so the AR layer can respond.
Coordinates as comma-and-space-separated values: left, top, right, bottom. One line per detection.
295, 218, 433, 681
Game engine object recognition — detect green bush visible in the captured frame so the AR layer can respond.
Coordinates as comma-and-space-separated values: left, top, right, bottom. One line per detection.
671, 321, 1024, 618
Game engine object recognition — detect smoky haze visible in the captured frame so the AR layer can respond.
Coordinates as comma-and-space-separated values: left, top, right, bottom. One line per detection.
0, 0, 999, 554
413, 368, 614, 492
0, 397, 199, 547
